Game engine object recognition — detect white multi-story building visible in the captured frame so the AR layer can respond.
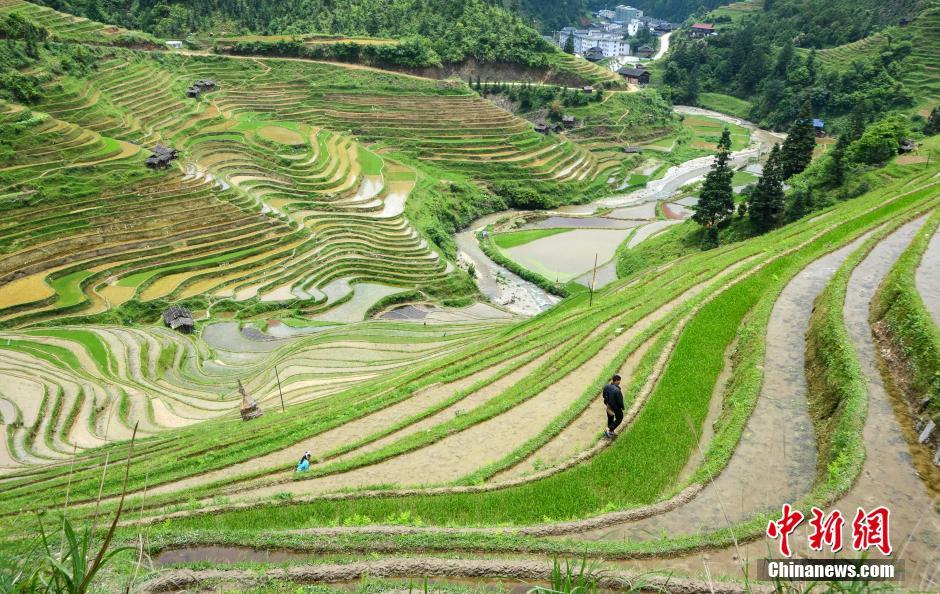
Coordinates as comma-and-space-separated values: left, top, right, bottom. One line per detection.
614, 5, 643, 23
558, 28, 631, 57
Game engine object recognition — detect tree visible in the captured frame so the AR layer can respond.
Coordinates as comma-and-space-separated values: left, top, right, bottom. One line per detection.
925, 107, 940, 136
692, 128, 735, 248
563, 34, 575, 55
779, 102, 816, 179
748, 144, 785, 231
823, 133, 849, 187
846, 116, 908, 164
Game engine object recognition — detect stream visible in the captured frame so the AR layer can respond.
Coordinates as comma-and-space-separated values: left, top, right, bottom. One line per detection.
457, 107, 783, 316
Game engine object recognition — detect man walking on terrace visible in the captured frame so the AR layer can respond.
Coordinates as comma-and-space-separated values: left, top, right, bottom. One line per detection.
603, 374, 624, 439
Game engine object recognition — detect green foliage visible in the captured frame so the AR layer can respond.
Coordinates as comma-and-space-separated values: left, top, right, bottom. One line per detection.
779, 102, 816, 179
0, 12, 50, 43
748, 143, 786, 231
227, 36, 443, 69
926, 107, 940, 136
692, 128, 734, 246
845, 115, 908, 164
658, 0, 917, 129
871, 210, 940, 422
43, 0, 558, 69
563, 34, 575, 55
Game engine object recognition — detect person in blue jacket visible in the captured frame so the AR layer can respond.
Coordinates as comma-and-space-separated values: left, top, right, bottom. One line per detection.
296, 451, 312, 472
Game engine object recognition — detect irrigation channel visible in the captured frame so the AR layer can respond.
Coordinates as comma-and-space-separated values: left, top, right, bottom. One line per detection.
458, 107, 784, 314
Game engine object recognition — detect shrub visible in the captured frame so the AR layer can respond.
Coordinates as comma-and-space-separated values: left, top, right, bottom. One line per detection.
846, 116, 908, 164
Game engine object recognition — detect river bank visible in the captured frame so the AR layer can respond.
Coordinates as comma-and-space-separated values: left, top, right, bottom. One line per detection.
457, 106, 783, 314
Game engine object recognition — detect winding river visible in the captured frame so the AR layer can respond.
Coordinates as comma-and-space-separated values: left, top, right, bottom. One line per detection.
457, 107, 784, 316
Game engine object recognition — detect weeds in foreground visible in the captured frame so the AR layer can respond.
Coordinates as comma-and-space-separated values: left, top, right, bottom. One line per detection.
0, 424, 140, 594
530, 557, 600, 594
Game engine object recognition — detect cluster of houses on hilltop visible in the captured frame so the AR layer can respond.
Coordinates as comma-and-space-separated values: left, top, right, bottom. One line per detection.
186, 78, 217, 99
550, 5, 677, 59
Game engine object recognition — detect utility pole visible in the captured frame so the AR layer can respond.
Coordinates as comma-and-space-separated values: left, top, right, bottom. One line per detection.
275, 365, 285, 412
589, 253, 599, 307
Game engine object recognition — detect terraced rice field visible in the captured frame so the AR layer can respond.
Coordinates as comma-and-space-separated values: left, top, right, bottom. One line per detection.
814, 0, 939, 110
0, 0, 154, 44
0, 136, 935, 591
1, 3, 939, 591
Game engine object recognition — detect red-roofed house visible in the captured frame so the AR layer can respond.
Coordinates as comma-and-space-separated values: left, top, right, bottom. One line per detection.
690, 23, 716, 37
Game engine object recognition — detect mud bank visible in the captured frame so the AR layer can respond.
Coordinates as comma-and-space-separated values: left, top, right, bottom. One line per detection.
142, 556, 770, 594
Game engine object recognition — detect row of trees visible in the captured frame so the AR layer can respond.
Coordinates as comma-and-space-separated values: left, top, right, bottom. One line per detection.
37, 0, 560, 67
693, 105, 817, 246
475, 80, 603, 111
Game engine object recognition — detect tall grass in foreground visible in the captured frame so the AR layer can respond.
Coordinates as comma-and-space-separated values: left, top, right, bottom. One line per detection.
0, 426, 140, 594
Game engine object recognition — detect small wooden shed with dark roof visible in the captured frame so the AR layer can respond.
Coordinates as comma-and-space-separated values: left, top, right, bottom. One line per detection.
617, 66, 650, 85
163, 305, 194, 333
146, 145, 179, 169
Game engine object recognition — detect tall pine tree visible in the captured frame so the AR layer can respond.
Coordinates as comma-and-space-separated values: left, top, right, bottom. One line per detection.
563, 34, 575, 54
748, 144, 785, 232
693, 128, 734, 248
779, 101, 816, 179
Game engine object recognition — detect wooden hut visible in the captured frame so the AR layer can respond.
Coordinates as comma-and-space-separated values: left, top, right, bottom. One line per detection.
562, 115, 576, 128
163, 305, 194, 333
618, 66, 650, 85
584, 47, 604, 62
146, 145, 179, 169
238, 380, 263, 421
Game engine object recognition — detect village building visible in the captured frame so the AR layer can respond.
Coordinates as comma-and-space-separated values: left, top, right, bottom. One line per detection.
534, 123, 549, 134
812, 118, 826, 136
623, 146, 644, 154
690, 23, 716, 37
618, 66, 650, 85
145, 145, 179, 169
899, 139, 916, 153
186, 79, 217, 99
562, 115, 576, 128
163, 305, 194, 333
584, 47, 605, 62
165, 40, 183, 49
558, 27, 630, 57
637, 45, 654, 58
615, 5, 643, 22
582, 86, 594, 93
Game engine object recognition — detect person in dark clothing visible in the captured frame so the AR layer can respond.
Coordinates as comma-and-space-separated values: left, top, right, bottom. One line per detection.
602, 374, 624, 439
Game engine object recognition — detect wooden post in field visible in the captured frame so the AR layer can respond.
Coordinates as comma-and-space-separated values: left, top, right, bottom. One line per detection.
589, 253, 599, 307
275, 365, 285, 412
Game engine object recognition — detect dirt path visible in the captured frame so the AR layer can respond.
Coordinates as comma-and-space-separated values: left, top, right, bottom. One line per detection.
573, 232, 870, 542
915, 224, 940, 326
140, 556, 769, 594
